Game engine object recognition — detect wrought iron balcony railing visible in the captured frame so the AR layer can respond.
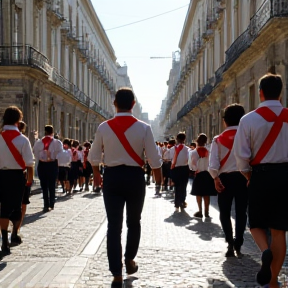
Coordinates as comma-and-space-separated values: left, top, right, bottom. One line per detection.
0, 45, 113, 120
177, 83, 213, 121
0, 45, 49, 73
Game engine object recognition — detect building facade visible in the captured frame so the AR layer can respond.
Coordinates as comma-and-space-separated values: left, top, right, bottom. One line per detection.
161, 0, 288, 143
0, 0, 139, 143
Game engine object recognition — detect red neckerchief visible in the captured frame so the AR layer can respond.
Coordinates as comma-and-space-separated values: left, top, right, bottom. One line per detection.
196, 147, 208, 158
171, 144, 184, 169
42, 136, 53, 150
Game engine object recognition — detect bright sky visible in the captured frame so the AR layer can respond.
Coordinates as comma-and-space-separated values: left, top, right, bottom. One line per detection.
91, 0, 189, 120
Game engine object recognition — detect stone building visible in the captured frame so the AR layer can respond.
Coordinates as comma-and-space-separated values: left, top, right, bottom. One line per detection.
160, 0, 288, 143
0, 0, 139, 144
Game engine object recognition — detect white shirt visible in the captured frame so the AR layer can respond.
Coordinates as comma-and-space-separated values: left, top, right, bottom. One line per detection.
56, 149, 72, 167
162, 147, 171, 160
77, 150, 84, 162
169, 144, 189, 167
189, 147, 209, 172
33, 136, 63, 162
208, 126, 239, 179
0, 125, 34, 169
88, 113, 162, 169
234, 100, 288, 172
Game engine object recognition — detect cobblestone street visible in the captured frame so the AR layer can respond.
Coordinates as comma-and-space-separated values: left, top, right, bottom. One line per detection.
0, 182, 288, 287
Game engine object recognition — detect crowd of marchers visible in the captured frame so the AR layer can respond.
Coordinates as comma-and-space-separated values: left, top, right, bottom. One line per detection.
0, 73, 286, 288
147, 73, 287, 288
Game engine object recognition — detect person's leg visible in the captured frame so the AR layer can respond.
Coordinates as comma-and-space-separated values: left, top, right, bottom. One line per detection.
196, 196, 202, 212
234, 181, 248, 252
125, 171, 145, 261
38, 162, 49, 209
48, 162, 58, 209
102, 167, 126, 277
217, 190, 234, 245
203, 196, 210, 216
269, 229, 286, 287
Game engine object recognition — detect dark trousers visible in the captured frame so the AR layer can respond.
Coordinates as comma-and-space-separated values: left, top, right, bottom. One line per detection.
37, 161, 58, 209
171, 165, 189, 208
162, 161, 171, 187
218, 172, 248, 248
103, 165, 146, 276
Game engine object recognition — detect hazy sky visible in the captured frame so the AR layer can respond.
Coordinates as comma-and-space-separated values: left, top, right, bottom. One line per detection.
91, 0, 189, 120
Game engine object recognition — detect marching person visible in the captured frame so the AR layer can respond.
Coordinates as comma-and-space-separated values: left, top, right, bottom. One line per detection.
189, 133, 217, 218
161, 141, 171, 191
56, 138, 72, 194
83, 141, 93, 192
88, 88, 162, 286
0, 106, 34, 256
208, 104, 248, 257
33, 125, 62, 212
234, 73, 288, 287
169, 132, 190, 212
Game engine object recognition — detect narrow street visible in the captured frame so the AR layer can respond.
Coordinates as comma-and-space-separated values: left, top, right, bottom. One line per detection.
0, 182, 287, 288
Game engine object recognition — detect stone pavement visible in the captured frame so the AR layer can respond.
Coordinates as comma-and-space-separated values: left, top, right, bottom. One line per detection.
76, 181, 288, 288
0, 181, 288, 287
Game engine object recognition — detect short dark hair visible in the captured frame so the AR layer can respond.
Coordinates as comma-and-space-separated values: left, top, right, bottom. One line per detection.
223, 103, 245, 126
176, 132, 186, 142
78, 146, 83, 151
3, 106, 23, 125
45, 125, 54, 135
63, 138, 71, 147
72, 140, 79, 148
83, 141, 91, 149
259, 73, 283, 100
196, 133, 207, 146
190, 142, 196, 148
18, 121, 27, 133
115, 88, 135, 110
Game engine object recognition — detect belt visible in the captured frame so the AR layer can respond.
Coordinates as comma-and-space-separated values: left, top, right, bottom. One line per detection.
252, 162, 288, 172
163, 160, 171, 162
39, 160, 56, 163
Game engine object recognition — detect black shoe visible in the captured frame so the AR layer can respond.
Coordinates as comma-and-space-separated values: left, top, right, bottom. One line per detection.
193, 211, 203, 218
11, 235, 22, 245
125, 259, 138, 275
225, 244, 235, 257
43, 207, 49, 213
256, 249, 273, 285
1, 246, 10, 257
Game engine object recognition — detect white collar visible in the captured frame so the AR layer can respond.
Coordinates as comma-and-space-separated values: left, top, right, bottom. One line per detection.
2, 125, 20, 132
115, 112, 133, 117
258, 100, 283, 108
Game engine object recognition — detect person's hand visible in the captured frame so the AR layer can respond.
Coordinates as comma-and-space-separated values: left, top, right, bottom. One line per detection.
214, 177, 225, 193
26, 181, 32, 187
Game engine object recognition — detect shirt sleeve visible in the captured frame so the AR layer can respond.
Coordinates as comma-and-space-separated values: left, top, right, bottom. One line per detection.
88, 126, 103, 166
32, 140, 41, 161
22, 137, 35, 167
190, 150, 198, 171
233, 118, 252, 172
143, 126, 162, 169
208, 138, 220, 179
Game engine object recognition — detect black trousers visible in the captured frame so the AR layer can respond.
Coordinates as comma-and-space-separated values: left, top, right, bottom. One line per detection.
37, 161, 58, 209
217, 172, 248, 248
103, 165, 145, 276
171, 165, 189, 208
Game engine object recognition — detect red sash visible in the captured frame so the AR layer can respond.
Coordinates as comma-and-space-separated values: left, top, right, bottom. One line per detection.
107, 116, 145, 167
250, 106, 288, 166
216, 129, 237, 169
1, 130, 26, 169
42, 136, 53, 150
171, 144, 184, 169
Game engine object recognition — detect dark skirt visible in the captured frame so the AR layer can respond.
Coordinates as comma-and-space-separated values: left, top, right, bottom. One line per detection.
191, 171, 217, 196
83, 161, 93, 178
58, 166, 70, 181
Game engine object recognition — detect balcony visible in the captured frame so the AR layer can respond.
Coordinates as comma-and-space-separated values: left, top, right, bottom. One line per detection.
46, 0, 65, 24
0, 45, 112, 120
0, 45, 49, 73
177, 83, 213, 121
225, 0, 288, 74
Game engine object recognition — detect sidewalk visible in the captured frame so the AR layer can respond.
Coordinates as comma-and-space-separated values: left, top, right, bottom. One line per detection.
76, 182, 288, 288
